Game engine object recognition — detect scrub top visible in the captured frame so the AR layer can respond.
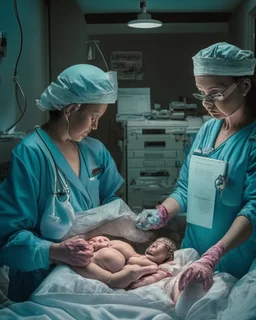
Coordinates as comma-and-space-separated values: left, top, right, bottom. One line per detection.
0, 128, 124, 301
171, 118, 256, 279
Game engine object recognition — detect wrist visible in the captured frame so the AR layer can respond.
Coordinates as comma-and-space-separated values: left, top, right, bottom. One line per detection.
157, 204, 168, 213
206, 241, 225, 258
201, 241, 225, 269
49, 243, 60, 261
155, 204, 170, 226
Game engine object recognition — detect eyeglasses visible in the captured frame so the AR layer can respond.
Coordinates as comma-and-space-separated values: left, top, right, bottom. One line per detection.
193, 78, 244, 103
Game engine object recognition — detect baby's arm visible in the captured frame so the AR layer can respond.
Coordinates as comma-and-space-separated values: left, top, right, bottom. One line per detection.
72, 263, 157, 289
128, 255, 157, 266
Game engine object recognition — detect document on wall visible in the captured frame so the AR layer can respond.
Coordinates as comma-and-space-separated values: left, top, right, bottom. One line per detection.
187, 155, 227, 229
117, 88, 151, 115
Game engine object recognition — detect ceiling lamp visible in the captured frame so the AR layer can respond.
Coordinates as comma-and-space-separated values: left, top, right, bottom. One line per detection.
128, 0, 162, 29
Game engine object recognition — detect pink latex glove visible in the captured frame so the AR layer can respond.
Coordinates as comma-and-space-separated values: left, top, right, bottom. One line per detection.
129, 269, 171, 289
153, 204, 170, 229
178, 241, 225, 292
51, 235, 94, 266
135, 204, 170, 231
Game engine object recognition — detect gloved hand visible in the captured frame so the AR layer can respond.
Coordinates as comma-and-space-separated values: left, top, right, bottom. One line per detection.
135, 204, 170, 230
178, 241, 224, 292
50, 235, 94, 267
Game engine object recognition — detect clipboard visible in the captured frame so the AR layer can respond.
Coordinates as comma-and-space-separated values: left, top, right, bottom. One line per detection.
187, 155, 227, 229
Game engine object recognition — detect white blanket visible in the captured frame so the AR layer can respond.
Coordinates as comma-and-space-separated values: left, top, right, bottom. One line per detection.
1, 200, 256, 319
0, 263, 245, 320
28, 248, 236, 320
64, 199, 154, 244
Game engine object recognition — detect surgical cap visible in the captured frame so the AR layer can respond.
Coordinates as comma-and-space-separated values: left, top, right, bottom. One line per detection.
36, 64, 118, 111
193, 42, 256, 76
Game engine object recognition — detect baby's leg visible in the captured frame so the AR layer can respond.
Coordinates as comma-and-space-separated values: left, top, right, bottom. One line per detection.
92, 248, 126, 273
163, 273, 206, 320
175, 281, 205, 319
172, 275, 181, 303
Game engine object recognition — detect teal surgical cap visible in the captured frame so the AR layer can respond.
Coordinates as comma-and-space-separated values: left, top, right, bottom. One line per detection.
193, 42, 256, 76
36, 64, 118, 111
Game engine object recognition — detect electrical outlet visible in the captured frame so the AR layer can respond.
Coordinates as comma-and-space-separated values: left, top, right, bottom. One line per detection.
0, 31, 7, 57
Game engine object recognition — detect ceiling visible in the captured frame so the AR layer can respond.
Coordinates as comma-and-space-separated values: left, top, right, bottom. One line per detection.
76, 0, 243, 14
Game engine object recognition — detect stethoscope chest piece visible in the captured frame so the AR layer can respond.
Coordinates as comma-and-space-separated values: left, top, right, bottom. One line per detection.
215, 174, 227, 191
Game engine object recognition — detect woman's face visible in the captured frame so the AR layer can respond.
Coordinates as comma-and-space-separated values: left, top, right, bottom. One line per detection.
67, 104, 107, 141
88, 236, 111, 251
195, 76, 246, 119
145, 241, 170, 264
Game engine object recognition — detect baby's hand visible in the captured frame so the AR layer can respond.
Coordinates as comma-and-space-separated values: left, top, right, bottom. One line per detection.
123, 264, 157, 281
129, 269, 169, 289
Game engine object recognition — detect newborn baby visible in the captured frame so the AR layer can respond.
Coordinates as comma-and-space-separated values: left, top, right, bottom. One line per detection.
72, 236, 176, 289
90, 236, 176, 267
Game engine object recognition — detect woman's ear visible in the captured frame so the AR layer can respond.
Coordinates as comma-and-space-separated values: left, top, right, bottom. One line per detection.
71, 104, 81, 113
243, 78, 251, 96
64, 104, 81, 117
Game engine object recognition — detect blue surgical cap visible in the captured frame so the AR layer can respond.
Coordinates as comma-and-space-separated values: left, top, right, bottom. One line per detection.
36, 64, 118, 111
193, 42, 256, 76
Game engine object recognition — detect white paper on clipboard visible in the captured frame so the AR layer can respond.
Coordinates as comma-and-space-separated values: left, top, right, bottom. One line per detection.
187, 155, 227, 229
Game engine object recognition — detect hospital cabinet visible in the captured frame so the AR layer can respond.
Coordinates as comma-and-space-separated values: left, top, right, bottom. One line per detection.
125, 117, 203, 212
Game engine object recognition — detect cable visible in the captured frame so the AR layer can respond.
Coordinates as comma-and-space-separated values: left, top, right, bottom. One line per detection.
4, 0, 27, 133
86, 40, 109, 71
94, 41, 109, 71
13, 0, 23, 81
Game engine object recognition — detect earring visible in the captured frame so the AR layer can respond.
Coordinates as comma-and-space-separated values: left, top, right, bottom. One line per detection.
64, 111, 70, 121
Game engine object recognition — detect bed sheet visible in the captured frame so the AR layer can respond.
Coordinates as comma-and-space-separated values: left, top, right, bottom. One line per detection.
6, 248, 234, 320
218, 265, 256, 320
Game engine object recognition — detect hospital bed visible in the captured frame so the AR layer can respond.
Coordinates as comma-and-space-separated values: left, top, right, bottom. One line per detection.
0, 200, 256, 320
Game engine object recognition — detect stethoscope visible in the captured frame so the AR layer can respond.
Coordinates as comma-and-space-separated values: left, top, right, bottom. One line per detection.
34, 126, 70, 200
35, 126, 96, 210
215, 174, 227, 192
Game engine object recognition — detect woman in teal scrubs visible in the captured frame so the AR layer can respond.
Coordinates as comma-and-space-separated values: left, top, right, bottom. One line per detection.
0, 64, 124, 301
136, 42, 256, 292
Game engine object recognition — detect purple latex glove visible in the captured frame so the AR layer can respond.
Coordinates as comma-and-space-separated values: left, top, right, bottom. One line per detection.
51, 235, 94, 267
178, 241, 225, 292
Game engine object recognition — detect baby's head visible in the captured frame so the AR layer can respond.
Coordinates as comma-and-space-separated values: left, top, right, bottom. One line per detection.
88, 236, 111, 251
145, 237, 177, 264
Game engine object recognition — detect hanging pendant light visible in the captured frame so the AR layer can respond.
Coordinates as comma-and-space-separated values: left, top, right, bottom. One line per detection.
128, 0, 162, 29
